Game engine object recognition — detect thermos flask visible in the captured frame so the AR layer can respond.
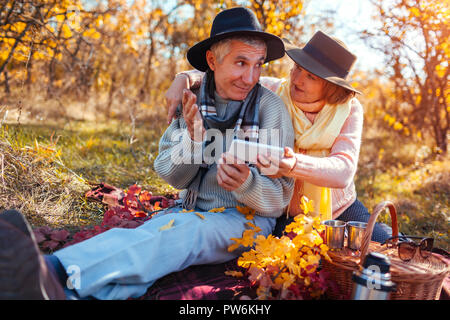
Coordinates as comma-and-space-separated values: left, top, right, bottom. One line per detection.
351, 252, 396, 300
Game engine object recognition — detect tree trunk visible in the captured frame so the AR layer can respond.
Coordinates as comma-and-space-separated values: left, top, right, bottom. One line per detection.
439, 131, 447, 154
25, 47, 34, 89
139, 34, 155, 102
47, 52, 56, 98
434, 125, 448, 155
105, 72, 116, 118
3, 71, 10, 94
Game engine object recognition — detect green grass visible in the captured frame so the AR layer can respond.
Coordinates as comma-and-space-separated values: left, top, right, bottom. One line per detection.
356, 127, 449, 251
3, 119, 174, 192
0, 118, 177, 230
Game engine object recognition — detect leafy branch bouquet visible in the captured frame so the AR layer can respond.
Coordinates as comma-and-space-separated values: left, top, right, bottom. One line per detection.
228, 196, 334, 299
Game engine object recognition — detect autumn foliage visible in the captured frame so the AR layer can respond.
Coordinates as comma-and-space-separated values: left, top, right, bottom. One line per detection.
0, 0, 308, 116
361, 0, 449, 154
228, 197, 335, 300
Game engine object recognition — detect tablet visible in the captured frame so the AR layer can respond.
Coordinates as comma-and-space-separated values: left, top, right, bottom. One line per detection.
227, 139, 284, 164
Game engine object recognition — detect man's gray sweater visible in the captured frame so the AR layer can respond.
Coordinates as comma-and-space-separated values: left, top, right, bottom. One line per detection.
154, 86, 295, 218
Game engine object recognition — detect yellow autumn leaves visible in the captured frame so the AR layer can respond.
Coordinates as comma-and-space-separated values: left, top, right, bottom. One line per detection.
251, 0, 303, 36
236, 205, 255, 220
157, 206, 228, 231
382, 113, 418, 138
228, 221, 261, 252
158, 219, 174, 231
227, 197, 330, 299
208, 207, 226, 213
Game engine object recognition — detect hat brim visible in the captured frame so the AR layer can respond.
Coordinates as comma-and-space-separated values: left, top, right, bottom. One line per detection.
187, 30, 285, 72
284, 41, 362, 94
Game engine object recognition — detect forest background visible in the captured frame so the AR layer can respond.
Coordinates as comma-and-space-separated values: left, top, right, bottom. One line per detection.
0, 0, 448, 250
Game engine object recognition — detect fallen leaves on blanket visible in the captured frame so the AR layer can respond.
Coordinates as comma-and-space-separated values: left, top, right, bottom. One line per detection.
236, 205, 255, 220
194, 212, 205, 220
154, 201, 162, 210
227, 222, 261, 252
208, 207, 226, 213
229, 196, 333, 300
245, 222, 261, 232
181, 209, 194, 213
33, 227, 70, 251
134, 211, 147, 218
159, 219, 175, 231
224, 270, 243, 278
139, 190, 152, 202
49, 229, 70, 242
32, 184, 178, 253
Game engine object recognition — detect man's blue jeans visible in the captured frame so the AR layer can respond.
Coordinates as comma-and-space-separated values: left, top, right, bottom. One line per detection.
52, 206, 276, 300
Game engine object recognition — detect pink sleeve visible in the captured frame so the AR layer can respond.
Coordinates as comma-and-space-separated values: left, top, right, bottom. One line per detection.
291, 99, 364, 189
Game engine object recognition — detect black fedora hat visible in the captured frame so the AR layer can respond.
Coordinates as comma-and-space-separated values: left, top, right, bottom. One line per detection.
284, 31, 361, 94
187, 7, 285, 72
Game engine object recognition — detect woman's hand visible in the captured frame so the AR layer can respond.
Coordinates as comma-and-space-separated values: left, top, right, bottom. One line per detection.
256, 147, 297, 178
217, 152, 251, 191
165, 74, 190, 124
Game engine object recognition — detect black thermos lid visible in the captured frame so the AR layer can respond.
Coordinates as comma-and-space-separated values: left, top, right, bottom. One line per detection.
352, 252, 396, 293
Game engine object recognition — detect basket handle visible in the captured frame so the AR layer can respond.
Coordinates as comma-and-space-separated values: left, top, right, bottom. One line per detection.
358, 200, 399, 267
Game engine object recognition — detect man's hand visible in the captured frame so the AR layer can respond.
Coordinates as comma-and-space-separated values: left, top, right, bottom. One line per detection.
165, 74, 189, 124
182, 89, 205, 142
217, 152, 251, 191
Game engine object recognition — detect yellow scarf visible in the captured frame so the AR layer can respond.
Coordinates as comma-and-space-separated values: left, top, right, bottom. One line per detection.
277, 78, 351, 220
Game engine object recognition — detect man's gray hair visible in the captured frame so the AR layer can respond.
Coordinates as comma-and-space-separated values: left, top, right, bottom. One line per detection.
209, 36, 267, 64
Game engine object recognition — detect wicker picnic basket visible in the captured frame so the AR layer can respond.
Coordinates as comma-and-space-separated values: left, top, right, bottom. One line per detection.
322, 200, 450, 300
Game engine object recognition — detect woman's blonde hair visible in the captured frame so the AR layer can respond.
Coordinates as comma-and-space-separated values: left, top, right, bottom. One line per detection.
322, 80, 356, 105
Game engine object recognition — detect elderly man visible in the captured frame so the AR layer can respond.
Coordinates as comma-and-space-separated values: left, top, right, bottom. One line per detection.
0, 7, 294, 300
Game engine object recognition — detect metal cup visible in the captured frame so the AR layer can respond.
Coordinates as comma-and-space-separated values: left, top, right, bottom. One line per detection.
322, 220, 346, 250
347, 221, 368, 250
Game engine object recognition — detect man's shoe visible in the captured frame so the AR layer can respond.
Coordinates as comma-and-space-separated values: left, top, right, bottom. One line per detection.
0, 209, 34, 238
0, 211, 65, 300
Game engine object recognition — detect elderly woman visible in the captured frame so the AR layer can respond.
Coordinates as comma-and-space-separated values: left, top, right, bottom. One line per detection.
165, 31, 392, 242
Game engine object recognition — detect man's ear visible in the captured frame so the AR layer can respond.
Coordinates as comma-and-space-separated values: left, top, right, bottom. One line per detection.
206, 50, 216, 71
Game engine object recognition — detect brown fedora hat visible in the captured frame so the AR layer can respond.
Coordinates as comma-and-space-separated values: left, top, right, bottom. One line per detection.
187, 7, 285, 72
284, 31, 361, 94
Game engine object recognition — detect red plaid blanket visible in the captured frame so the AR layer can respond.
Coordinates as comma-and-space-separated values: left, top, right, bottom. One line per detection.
136, 259, 255, 300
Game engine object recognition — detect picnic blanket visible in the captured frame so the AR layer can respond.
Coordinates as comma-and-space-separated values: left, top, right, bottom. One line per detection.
137, 259, 254, 300
83, 182, 449, 300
